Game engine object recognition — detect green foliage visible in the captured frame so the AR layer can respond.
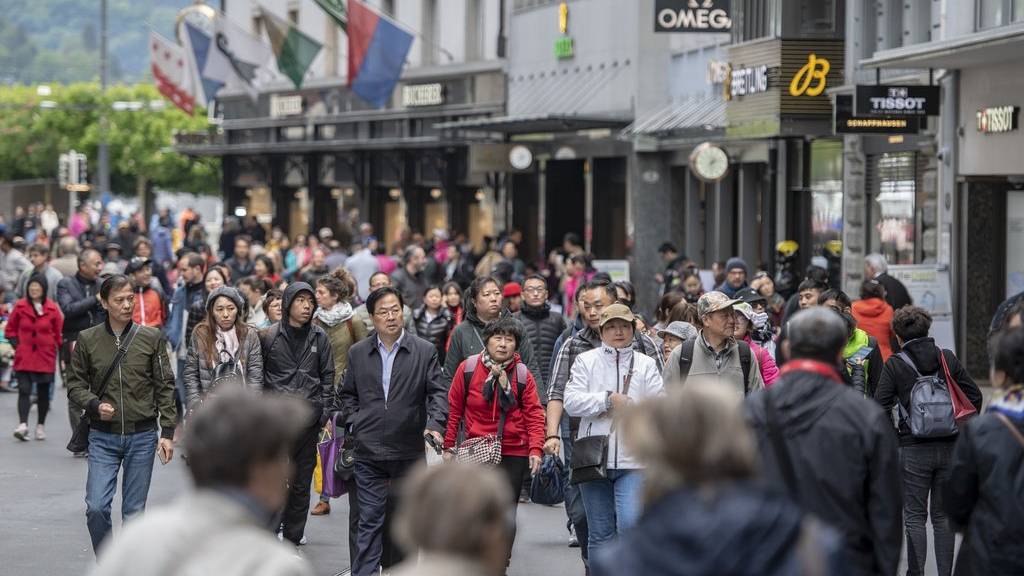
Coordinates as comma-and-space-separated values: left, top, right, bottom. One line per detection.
0, 83, 219, 195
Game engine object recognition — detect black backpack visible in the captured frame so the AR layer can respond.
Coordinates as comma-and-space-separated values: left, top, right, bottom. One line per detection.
677, 338, 753, 394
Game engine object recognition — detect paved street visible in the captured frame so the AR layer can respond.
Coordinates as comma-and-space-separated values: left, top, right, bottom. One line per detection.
0, 391, 582, 576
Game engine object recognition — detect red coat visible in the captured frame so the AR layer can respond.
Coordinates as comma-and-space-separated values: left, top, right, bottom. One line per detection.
4, 299, 63, 374
445, 353, 546, 458
132, 286, 166, 328
852, 297, 895, 361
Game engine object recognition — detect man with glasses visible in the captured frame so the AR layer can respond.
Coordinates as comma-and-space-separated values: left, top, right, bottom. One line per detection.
353, 271, 416, 334
339, 286, 447, 576
514, 275, 567, 402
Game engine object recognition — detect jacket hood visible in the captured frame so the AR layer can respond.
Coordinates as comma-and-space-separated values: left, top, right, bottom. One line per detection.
282, 282, 315, 326
900, 337, 940, 374
853, 297, 890, 318
753, 369, 846, 434
596, 484, 804, 575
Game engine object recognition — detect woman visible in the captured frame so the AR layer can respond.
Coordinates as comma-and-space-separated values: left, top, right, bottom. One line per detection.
563, 303, 665, 561
7, 274, 62, 441
750, 271, 786, 328
414, 286, 453, 366
875, 306, 983, 576
310, 268, 368, 516
680, 270, 704, 304
183, 286, 263, 411
262, 289, 283, 326
591, 383, 844, 575
443, 281, 465, 328
656, 321, 696, 362
653, 291, 685, 334
946, 327, 1024, 575
733, 302, 779, 387
444, 317, 545, 565
185, 266, 229, 353
253, 254, 280, 285
614, 281, 636, 310
852, 279, 896, 361
286, 234, 306, 279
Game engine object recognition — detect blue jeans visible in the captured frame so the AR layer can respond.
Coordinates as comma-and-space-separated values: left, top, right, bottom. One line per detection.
85, 429, 158, 554
561, 416, 589, 561
578, 468, 643, 561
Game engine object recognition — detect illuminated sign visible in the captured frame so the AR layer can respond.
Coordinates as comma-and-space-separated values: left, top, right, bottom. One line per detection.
729, 64, 768, 99
402, 83, 444, 107
789, 53, 830, 97
976, 105, 1018, 134
655, 0, 731, 32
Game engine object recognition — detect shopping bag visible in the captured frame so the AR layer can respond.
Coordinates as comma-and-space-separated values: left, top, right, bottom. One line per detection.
939, 349, 977, 424
316, 415, 349, 498
313, 450, 324, 495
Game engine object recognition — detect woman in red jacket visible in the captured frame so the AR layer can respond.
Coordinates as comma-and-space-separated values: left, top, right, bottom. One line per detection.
6, 273, 63, 441
852, 279, 896, 361
444, 316, 545, 565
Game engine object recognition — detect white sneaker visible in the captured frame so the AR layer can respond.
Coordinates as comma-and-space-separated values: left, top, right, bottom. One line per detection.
13, 423, 28, 441
299, 535, 307, 546
35, 425, 46, 440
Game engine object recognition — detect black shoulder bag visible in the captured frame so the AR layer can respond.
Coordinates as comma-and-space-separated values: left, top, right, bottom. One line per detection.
570, 354, 634, 485
67, 324, 140, 453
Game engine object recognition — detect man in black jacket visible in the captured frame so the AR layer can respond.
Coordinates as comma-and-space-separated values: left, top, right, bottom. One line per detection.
56, 248, 106, 442
258, 281, 334, 546
339, 286, 447, 576
224, 235, 254, 285
744, 307, 902, 576
865, 253, 912, 311
514, 274, 567, 401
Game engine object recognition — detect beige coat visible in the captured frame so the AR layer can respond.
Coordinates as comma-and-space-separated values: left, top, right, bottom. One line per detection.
91, 490, 312, 576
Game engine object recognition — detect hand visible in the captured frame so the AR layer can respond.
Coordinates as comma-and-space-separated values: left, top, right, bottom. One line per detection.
609, 393, 631, 411
98, 402, 116, 421
655, 273, 665, 285
543, 437, 561, 456
157, 438, 174, 464
424, 429, 443, 445
442, 451, 454, 463
529, 454, 542, 476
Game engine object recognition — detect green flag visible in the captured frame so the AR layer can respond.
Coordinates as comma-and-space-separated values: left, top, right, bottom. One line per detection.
261, 7, 323, 89
312, 0, 348, 33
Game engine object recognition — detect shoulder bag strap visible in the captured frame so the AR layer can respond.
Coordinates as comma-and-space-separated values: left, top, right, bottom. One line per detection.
738, 341, 752, 394
764, 389, 800, 501
92, 324, 140, 402
994, 412, 1024, 449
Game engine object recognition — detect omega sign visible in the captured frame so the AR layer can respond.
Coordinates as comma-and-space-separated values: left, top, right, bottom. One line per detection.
855, 85, 940, 117
977, 106, 1019, 134
655, 0, 731, 32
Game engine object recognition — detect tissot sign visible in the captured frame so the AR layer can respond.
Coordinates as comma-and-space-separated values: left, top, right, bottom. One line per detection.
655, 0, 731, 32
855, 85, 940, 117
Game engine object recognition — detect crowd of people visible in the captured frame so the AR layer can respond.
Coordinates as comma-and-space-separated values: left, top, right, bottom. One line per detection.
1, 200, 1023, 576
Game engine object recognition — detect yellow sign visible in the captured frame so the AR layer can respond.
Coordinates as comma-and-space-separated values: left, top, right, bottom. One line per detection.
559, 1, 569, 34
789, 53, 830, 97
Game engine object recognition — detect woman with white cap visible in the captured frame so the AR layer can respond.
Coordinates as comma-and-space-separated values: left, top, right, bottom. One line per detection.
732, 302, 779, 387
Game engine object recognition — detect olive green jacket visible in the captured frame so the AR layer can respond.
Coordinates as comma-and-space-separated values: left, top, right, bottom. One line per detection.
67, 320, 177, 438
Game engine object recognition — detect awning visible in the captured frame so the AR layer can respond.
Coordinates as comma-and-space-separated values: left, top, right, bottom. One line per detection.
433, 113, 630, 134
622, 97, 725, 136
860, 23, 1024, 69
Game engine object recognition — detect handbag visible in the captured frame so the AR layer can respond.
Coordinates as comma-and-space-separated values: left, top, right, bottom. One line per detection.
316, 413, 349, 498
66, 324, 140, 453
570, 355, 634, 485
530, 454, 566, 506
454, 362, 521, 466
939, 348, 977, 424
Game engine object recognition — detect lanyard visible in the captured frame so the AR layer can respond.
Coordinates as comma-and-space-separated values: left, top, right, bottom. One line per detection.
778, 359, 843, 384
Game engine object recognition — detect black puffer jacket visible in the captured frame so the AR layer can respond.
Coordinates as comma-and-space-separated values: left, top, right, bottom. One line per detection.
412, 306, 452, 367
56, 272, 106, 341
875, 337, 983, 446
514, 302, 566, 397
258, 283, 335, 426
945, 411, 1024, 575
443, 291, 541, 386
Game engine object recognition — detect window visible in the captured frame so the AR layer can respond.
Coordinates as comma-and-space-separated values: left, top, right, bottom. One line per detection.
800, 0, 836, 34
810, 140, 844, 260
740, 0, 773, 40
978, 0, 1024, 27
867, 152, 937, 265
1016, 0, 1024, 21
288, 7, 299, 24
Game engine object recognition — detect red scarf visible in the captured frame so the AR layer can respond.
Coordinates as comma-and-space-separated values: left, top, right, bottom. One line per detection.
779, 359, 843, 384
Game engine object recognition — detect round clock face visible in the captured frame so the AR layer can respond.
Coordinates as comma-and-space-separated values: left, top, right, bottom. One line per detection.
691, 143, 729, 182
509, 145, 533, 170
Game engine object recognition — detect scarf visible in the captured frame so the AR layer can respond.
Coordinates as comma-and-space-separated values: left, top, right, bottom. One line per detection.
314, 301, 354, 327
32, 301, 43, 316
480, 351, 517, 412
989, 384, 1024, 422
215, 326, 240, 363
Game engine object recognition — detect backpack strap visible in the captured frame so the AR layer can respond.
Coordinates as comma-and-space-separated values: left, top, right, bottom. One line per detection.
677, 337, 696, 385
738, 341, 752, 395
462, 353, 480, 405
895, 352, 922, 377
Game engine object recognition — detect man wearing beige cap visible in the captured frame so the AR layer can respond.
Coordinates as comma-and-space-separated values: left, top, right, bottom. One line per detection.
664, 291, 763, 396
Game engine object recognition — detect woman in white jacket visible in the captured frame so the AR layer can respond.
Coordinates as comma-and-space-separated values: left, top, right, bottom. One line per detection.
563, 303, 665, 562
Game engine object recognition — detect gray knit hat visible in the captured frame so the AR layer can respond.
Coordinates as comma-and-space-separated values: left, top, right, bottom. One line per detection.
206, 286, 245, 311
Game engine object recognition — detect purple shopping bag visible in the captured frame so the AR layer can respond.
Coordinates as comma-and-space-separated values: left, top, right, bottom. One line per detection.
317, 414, 349, 498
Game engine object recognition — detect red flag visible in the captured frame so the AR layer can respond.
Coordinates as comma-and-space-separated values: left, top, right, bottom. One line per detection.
150, 31, 196, 115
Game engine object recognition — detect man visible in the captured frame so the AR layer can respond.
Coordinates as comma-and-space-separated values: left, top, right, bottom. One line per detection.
502, 281, 523, 314
15, 242, 63, 301
224, 236, 254, 284
543, 280, 663, 565
514, 274, 567, 401
818, 289, 883, 397
51, 236, 80, 278
715, 257, 749, 298
339, 286, 447, 576
133, 237, 171, 295
664, 291, 764, 396
324, 239, 349, 270
258, 282, 334, 546
656, 242, 687, 294
66, 274, 177, 554
165, 252, 206, 415
354, 272, 416, 334
126, 258, 167, 328
238, 276, 270, 327
346, 237, 380, 302
865, 253, 912, 311
500, 240, 526, 284
776, 276, 830, 366
390, 245, 429, 309
91, 391, 314, 575
57, 248, 107, 446
299, 247, 330, 287
0, 234, 30, 298
102, 242, 127, 274
743, 308, 902, 575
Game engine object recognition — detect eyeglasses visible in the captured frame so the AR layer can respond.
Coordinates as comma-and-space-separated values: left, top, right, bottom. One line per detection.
374, 307, 402, 319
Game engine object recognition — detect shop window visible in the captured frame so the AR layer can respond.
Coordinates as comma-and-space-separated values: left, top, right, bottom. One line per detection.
867, 152, 937, 265
810, 140, 843, 262
800, 0, 836, 34
976, 0, 1024, 28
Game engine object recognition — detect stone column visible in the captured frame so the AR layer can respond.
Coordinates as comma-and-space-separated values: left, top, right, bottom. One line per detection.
631, 151, 672, 316
841, 134, 867, 297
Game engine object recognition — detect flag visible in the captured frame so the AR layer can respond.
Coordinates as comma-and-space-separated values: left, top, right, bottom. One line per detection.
204, 16, 274, 102
182, 22, 223, 106
313, 0, 347, 33
347, 0, 413, 108
150, 31, 196, 115
261, 6, 323, 89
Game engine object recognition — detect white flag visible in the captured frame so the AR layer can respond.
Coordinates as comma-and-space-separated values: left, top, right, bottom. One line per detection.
150, 31, 196, 114
204, 16, 275, 102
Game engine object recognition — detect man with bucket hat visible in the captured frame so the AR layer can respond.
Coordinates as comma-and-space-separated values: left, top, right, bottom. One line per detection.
663, 291, 763, 396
